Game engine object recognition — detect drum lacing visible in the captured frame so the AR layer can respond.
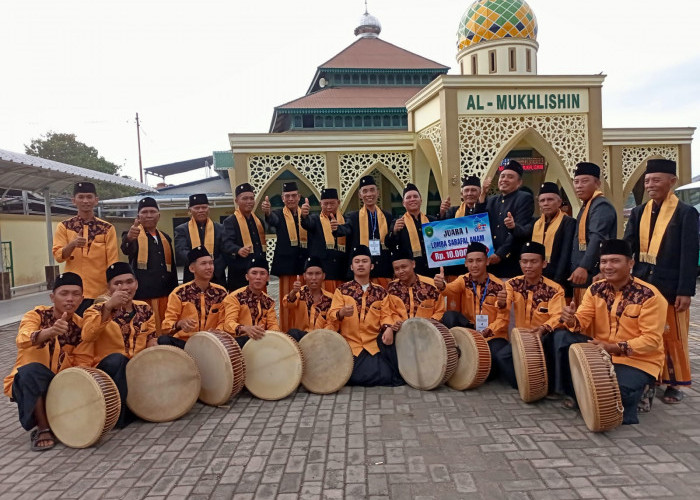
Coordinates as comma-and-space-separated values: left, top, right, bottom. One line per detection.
599, 348, 624, 414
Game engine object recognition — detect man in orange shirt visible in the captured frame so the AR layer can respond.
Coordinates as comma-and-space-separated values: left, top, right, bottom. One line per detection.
4, 272, 91, 450
282, 257, 334, 340
559, 239, 667, 424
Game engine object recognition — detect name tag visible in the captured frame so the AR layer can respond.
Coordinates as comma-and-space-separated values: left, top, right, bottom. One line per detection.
369, 239, 381, 256
476, 314, 489, 332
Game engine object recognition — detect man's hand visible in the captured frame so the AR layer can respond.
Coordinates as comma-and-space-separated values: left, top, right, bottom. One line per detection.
105, 291, 130, 312
560, 300, 577, 328
675, 295, 691, 313
146, 338, 158, 348
288, 278, 302, 301
391, 320, 403, 332
479, 177, 492, 202
126, 218, 141, 241
52, 312, 70, 337
330, 214, 339, 231
591, 272, 604, 283
496, 288, 507, 309
237, 245, 252, 258
504, 211, 515, 230
488, 254, 501, 266
589, 338, 620, 355
70, 235, 87, 249
434, 268, 446, 291
244, 325, 266, 340
568, 267, 588, 285
382, 327, 394, 346
478, 328, 494, 339
261, 195, 271, 216
301, 198, 310, 217
338, 304, 354, 319
177, 318, 198, 333
439, 196, 451, 216
393, 217, 406, 234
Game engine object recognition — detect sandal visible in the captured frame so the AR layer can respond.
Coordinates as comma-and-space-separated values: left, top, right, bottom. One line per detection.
30, 428, 55, 451
662, 386, 685, 405
637, 385, 656, 413
562, 397, 578, 410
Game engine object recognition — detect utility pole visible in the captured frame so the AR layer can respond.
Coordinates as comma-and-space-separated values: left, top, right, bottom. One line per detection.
136, 112, 144, 183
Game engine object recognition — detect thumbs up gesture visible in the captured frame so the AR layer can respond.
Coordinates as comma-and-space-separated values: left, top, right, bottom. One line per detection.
504, 211, 515, 229
261, 195, 271, 215
497, 288, 507, 309
127, 218, 141, 241
52, 312, 70, 337
301, 198, 310, 217
434, 267, 446, 290
560, 300, 577, 327
330, 213, 339, 231
439, 196, 451, 216
393, 216, 406, 234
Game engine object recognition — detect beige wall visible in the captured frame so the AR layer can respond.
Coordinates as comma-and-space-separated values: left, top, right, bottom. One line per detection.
0, 215, 63, 286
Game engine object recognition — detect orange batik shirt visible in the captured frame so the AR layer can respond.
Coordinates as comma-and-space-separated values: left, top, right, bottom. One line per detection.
505, 276, 566, 333
441, 273, 509, 339
282, 286, 334, 331
162, 281, 229, 340
385, 275, 445, 323
223, 287, 280, 336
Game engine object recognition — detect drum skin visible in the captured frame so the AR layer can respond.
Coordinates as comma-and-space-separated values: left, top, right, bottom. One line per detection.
511, 328, 548, 403
298, 329, 353, 394
447, 327, 491, 390
46, 367, 121, 448
396, 318, 458, 390
242, 331, 304, 401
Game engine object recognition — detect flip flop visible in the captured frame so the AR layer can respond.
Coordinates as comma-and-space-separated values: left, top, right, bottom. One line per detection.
637, 385, 656, 413
562, 397, 578, 410
30, 428, 55, 451
662, 386, 685, 405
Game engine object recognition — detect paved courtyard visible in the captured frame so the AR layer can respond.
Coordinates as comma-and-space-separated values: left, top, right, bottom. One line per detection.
0, 285, 699, 499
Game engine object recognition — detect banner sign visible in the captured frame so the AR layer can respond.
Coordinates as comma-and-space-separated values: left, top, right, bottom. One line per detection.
422, 213, 494, 268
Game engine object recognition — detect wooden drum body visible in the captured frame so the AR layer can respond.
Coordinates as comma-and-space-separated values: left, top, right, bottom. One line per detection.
126, 345, 201, 422
46, 367, 121, 448
298, 329, 353, 394
185, 331, 246, 406
242, 331, 304, 400
396, 318, 458, 390
569, 343, 624, 432
511, 328, 548, 403
447, 327, 491, 390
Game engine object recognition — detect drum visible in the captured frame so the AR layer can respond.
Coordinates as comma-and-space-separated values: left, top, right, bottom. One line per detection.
396, 318, 458, 390
126, 345, 200, 422
46, 367, 120, 448
242, 331, 304, 401
511, 328, 548, 403
447, 327, 491, 390
298, 329, 353, 394
185, 331, 247, 406
569, 343, 624, 432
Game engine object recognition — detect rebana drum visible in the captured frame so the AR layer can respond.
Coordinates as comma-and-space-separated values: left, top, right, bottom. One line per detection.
569, 343, 624, 432
242, 331, 304, 400
46, 367, 120, 448
298, 329, 353, 394
126, 345, 200, 422
447, 327, 491, 390
511, 328, 548, 403
185, 331, 246, 406
396, 318, 458, 390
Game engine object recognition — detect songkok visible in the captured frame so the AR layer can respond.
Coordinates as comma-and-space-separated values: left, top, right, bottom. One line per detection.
573, 162, 600, 179
359, 175, 376, 187
304, 256, 324, 272
106, 262, 135, 283
599, 239, 632, 258
351, 245, 372, 259
73, 182, 96, 195
248, 257, 269, 273
187, 246, 211, 264
502, 160, 523, 177
234, 183, 254, 197
390, 245, 414, 262
538, 182, 561, 197
645, 159, 676, 176
403, 183, 420, 197
282, 181, 298, 192
53, 272, 83, 291
462, 175, 481, 188
137, 196, 159, 212
466, 241, 489, 255
320, 188, 338, 200
189, 193, 209, 207
520, 241, 546, 258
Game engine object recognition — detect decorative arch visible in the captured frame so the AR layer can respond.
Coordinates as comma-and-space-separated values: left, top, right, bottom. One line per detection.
416, 138, 443, 194
251, 161, 323, 209
338, 152, 412, 202
339, 160, 406, 212
247, 153, 326, 204
622, 153, 674, 204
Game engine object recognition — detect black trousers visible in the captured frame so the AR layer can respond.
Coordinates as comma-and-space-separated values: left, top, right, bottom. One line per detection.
11, 362, 55, 431
96, 353, 133, 428
75, 298, 95, 317
349, 335, 405, 387
157, 336, 186, 349
615, 364, 655, 425
544, 329, 591, 396
225, 329, 307, 350
441, 311, 475, 330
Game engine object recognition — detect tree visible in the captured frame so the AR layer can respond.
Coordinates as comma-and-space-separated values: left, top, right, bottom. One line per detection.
25, 132, 141, 199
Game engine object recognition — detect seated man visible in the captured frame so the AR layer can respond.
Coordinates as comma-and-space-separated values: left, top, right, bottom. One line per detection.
558, 239, 666, 424
3, 273, 92, 450
82, 262, 157, 427
328, 245, 404, 387
493, 241, 566, 389
159, 246, 229, 348
435, 242, 509, 380
222, 258, 281, 346
385, 245, 445, 331
282, 256, 334, 340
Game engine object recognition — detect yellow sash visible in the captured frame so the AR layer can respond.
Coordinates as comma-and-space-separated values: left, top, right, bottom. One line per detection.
320, 212, 346, 251
234, 210, 267, 252
455, 202, 474, 218
532, 210, 564, 262
359, 206, 388, 249
188, 217, 215, 254
137, 227, 172, 271
639, 192, 678, 265
404, 212, 429, 257
578, 190, 603, 251
283, 207, 307, 248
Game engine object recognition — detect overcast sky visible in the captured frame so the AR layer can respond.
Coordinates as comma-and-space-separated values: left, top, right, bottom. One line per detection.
2, 0, 699, 187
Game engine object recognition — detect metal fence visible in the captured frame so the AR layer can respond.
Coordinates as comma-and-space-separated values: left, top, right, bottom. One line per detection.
0, 241, 14, 287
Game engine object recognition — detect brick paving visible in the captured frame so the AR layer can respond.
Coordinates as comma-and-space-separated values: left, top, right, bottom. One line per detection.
0, 284, 699, 499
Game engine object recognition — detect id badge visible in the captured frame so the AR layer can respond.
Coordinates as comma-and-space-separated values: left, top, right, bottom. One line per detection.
476, 314, 489, 332
369, 239, 381, 256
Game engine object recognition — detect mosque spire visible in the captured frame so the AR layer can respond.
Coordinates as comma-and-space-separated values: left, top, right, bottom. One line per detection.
355, 1, 381, 38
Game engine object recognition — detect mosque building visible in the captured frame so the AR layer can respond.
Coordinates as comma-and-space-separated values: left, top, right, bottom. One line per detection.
229, 0, 692, 242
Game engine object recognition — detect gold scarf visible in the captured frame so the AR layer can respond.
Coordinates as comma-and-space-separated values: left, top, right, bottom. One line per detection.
320, 212, 345, 251
404, 212, 429, 257
578, 190, 603, 251
188, 217, 214, 254
283, 207, 307, 248
359, 206, 388, 249
137, 227, 172, 271
639, 192, 678, 265
455, 202, 474, 218
234, 210, 267, 252
532, 210, 564, 262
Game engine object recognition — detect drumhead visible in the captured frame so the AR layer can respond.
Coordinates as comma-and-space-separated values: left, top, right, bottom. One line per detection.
299, 329, 353, 394
396, 318, 455, 390
126, 345, 200, 422
447, 327, 491, 391
242, 331, 303, 400
511, 328, 548, 403
46, 367, 120, 448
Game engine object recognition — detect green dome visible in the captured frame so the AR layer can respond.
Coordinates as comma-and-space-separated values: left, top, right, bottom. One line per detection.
457, 0, 538, 50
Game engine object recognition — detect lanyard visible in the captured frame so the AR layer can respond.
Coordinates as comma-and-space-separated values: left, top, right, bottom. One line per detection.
472, 277, 490, 314
369, 209, 378, 238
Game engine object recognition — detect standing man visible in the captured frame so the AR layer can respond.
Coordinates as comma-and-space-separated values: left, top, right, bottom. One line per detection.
569, 162, 617, 306
300, 188, 348, 293
52, 182, 118, 315
282, 257, 334, 338
174, 193, 227, 288
338, 175, 393, 287
222, 183, 267, 292
387, 183, 436, 278
478, 160, 534, 278
120, 197, 178, 333
261, 181, 307, 331
624, 159, 698, 404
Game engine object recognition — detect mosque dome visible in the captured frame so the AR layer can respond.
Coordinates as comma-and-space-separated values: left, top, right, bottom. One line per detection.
457, 0, 538, 50
355, 9, 382, 38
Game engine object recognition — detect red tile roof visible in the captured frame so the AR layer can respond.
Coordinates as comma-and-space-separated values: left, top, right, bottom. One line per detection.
277, 87, 425, 110
319, 38, 448, 70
